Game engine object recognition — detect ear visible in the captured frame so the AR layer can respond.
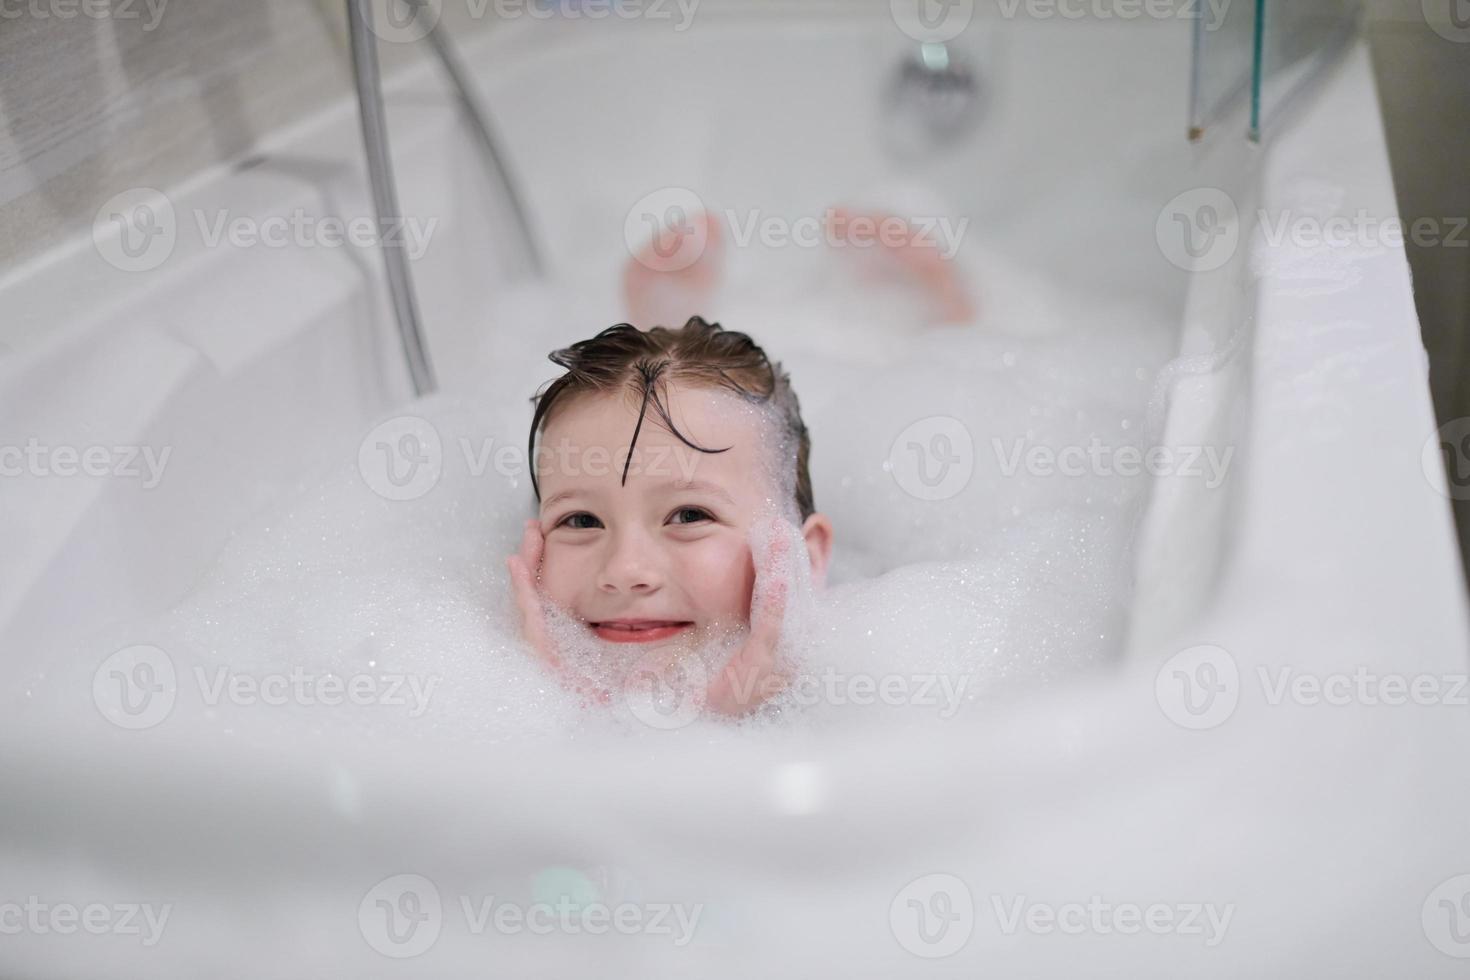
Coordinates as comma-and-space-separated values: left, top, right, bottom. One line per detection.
799, 512, 834, 589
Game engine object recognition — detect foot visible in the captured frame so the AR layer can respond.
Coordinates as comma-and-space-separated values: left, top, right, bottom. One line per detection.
622, 208, 724, 329
826, 207, 975, 325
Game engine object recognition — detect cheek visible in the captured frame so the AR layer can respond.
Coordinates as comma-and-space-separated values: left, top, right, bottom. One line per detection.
538, 545, 583, 611
678, 537, 756, 620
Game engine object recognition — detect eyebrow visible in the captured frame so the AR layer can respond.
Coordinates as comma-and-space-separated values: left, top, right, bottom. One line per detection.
540, 479, 735, 511
665, 478, 736, 505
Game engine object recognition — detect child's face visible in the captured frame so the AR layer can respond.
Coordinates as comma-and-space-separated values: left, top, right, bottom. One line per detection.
534, 383, 784, 645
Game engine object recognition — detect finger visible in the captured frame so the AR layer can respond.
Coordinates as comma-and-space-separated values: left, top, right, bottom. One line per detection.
750, 523, 788, 636
751, 520, 795, 661
519, 518, 544, 572
507, 537, 617, 709
506, 549, 537, 610
706, 521, 794, 717
749, 576, 788, 651
515, 523, 549, 606
706, 652, 759, 716
707, 634, 782, 717
507, 553, 558, 668
749, 509, 786, 561
505, 555, 542, 636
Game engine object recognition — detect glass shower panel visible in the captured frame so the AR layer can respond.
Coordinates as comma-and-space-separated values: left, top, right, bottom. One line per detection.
1251, 0, 1362, 141
1188, 0, 1258, 140
1189, 0, 1362, 142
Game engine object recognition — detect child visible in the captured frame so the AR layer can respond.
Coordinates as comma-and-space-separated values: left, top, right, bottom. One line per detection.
506, 315, 833, 717
506, 200, 972, 717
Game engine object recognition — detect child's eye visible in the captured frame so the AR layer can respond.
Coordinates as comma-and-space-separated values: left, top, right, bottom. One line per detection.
668, 506, 713, 526
555, 512, 602, 530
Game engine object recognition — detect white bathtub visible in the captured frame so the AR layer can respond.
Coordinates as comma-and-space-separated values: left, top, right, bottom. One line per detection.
3, 4, 1468, 977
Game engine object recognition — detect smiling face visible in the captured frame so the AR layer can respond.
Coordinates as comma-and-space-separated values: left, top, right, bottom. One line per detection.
535, 382, 793, 645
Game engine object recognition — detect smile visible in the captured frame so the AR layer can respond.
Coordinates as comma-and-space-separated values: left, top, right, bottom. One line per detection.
590, 620, 694, 643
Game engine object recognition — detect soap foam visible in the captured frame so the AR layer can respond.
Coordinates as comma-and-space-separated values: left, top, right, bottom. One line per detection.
31, 222, 1173, 746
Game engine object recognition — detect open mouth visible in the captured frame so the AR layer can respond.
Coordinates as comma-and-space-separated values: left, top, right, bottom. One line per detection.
589, 620, 695, 643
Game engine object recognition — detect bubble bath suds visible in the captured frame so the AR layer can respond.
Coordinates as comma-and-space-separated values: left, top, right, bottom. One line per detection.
33, 229, 1175, 746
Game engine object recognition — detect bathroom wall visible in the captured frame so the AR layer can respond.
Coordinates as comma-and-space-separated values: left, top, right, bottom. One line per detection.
0, 0, 499, 271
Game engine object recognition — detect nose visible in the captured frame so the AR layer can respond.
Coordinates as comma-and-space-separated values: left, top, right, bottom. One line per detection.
596, 526, 664, 595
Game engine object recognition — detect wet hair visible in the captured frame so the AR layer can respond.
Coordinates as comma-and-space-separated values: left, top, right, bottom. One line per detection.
527, 316, 815, 521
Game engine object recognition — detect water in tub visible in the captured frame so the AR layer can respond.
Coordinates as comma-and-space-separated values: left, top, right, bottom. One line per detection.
19, 188, 1175, 750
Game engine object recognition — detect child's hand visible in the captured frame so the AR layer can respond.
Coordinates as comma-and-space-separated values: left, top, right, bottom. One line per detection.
509, 515, 802, 718
506, 518, 557, 668
704, 516, 796, 716
506, 519, 609, 706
